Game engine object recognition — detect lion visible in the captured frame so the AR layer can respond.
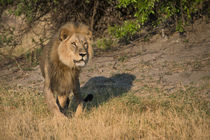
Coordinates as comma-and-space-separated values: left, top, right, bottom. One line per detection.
40, 22, 93, 117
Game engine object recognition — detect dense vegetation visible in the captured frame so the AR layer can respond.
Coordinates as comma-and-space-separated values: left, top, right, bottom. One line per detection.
0, 0, 208, 38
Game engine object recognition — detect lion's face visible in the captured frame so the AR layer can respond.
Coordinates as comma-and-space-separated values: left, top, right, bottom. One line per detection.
57, 27, 93, 68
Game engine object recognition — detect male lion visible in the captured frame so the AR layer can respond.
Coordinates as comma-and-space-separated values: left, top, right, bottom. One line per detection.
40, 23, 93, 117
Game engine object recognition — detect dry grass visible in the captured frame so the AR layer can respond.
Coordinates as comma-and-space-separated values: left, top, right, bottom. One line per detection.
0, 85, 209, 140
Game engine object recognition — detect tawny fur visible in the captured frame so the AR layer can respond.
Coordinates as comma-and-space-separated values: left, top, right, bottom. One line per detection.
40, 23, 93, 117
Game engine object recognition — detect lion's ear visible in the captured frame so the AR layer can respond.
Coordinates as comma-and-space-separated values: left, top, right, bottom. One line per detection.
59, 28, 69, 41
86, 30, 92, 40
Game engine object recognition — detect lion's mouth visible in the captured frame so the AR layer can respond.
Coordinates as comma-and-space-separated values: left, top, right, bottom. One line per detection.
73, 59, 86, 67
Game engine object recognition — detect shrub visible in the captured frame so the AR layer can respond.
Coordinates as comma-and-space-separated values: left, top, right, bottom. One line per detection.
95, 38, 115, 51
109, 0, 207, 40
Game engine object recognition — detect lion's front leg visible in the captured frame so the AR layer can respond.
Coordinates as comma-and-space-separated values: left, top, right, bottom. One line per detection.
44, 64, 66, 118
74, 93, 84, 117
44, 87, 60, 114
57, 95, 70, 112
75, 95, 84, 117
74, 78, 84, 117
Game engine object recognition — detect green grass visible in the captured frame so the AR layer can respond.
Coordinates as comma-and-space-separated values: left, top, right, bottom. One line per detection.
0, 84, 209, 140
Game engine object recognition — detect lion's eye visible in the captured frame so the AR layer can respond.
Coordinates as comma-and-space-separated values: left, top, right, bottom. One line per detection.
71, 42, 77, 47
84, 42, 88, 48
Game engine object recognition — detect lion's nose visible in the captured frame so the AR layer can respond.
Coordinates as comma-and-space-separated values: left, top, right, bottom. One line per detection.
79, 53, 86, 57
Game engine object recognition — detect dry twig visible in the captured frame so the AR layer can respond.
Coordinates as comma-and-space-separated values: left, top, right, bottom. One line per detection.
91, 0, 99, 31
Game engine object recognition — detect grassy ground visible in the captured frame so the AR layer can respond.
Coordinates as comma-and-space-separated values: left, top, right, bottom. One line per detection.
0, 84, 209, 140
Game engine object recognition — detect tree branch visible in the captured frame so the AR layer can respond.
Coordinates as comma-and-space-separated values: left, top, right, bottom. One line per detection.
91, 0, 99, 31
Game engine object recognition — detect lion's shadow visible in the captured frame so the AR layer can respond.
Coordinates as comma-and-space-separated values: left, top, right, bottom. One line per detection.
67, 73, 135, 115
77, 73, 136, 111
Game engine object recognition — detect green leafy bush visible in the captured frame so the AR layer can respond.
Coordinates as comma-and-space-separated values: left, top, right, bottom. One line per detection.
96, 38, 115, 51
109, 20, 140, 42
109, 0, 207, 40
